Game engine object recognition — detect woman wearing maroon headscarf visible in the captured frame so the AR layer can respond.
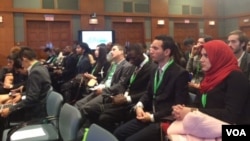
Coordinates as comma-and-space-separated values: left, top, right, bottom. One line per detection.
167, 40, 250, 140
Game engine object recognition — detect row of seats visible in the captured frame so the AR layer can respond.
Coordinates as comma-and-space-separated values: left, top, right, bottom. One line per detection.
2, 90, 118, 141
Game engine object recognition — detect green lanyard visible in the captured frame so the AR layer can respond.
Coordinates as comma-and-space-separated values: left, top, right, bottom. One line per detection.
201, 93, 207, 108
153, 59, 174, 97
91, 65, 97, 74
107, 63, 117, 77
129, 72, 137, 85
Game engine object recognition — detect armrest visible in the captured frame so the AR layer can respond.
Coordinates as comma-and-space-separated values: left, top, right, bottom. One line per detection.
161, 115, 175, 122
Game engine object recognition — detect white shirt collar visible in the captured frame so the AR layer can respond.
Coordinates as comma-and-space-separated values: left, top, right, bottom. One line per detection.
238, 51, 245, 66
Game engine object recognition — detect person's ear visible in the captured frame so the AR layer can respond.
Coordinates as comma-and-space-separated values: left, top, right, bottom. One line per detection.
164, 48, 171, 57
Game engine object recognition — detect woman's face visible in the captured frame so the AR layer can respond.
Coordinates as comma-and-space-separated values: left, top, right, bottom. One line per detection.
200, 48, 211, 72
94, 47, 100, 58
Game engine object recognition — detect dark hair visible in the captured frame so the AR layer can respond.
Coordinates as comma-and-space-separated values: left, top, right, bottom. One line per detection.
154, 35, 177, 56
93, 43, 109, 74
126, 43, 144, 56
77, 42, 91, 54
183, 37, 195, 46
43, 47, 53, 53
7, 53, 22, 69
18, 47, 37, 60
155, 35, 183, 65
96, 43, 108, 65
200, 34, 213, 43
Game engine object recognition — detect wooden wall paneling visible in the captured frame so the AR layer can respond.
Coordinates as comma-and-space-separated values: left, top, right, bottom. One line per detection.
80, 0, 104, 13
26, 21, 49, 59
112, 22, 144, 45
0, 0, 14, 66
111, 16, 145, 44
25, 13, 72, 21
80, 15, 105, 30
240, 26, 250, 38
0, 0, 12, 10
50, 21, 72, 48
203, 0, 218, 17
150, 0, 168, 17
239, 16, 250, 27
204, 19, 218, 39
0, 12, 14, 67
174, 22, 199, 51
151, 18, 169, 40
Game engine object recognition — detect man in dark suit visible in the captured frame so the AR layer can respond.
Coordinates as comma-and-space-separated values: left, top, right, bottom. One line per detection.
113, 35, 190, 141
60, 42, 92, 103
52, 45, 78, 92
0, 47, 52, 121
74, 44, 135, 126
97, 43, 157, 132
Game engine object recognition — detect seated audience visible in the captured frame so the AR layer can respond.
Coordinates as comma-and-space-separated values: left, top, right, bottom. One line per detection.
98, 43, 157, 132
74, 44, 134, 129
51, 45, 78, 92
0, 53, 27, 94
82, 43, 111, 95
0, 47, 52, 136
186, 35, 213, 95
60, 42, 92, 103
113, 35, 190, 141
168, 40, 250, 140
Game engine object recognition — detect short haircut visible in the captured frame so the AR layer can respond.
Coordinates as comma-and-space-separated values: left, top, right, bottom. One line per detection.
228, 30, 249, 50
77, 42, 91, 54
154, 35, 177, 57
199, 34, 213, 43
112, 44, 126, 55
183, 37, 195, 46
18, 47, 37, 60
126, 43, 144, 56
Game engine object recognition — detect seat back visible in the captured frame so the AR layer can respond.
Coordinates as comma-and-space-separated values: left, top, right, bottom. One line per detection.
59, 103, 82, 141
188, 92, 196, 104
46, 90, 64, 127
85, 123, 118, 141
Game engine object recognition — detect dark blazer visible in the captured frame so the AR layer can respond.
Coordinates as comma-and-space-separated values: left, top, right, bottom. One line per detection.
61, 52, 78, 82
76, 54, 92, 74
240, 52, 250, 82
128, 61, 157, 104
140, 63, 189, 122
194, 70, 250, 124
10, 62, 52, 120
102, 59, 135, 95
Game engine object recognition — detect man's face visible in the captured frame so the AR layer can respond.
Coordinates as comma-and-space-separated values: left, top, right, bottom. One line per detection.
149, 39, 167, 63
247, 41, 250, 53
228, 34, 243, 54
127, 50, 143, 66
63, 46, 71, 55
76, 45, 84, 55
197, 38, 205, 46
110, 45, 123, 61
21, 57, 30, 69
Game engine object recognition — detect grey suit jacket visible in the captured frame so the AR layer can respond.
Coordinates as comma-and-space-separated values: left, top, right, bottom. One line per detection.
10, 62, 52, 120
102, 59, 135, 95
